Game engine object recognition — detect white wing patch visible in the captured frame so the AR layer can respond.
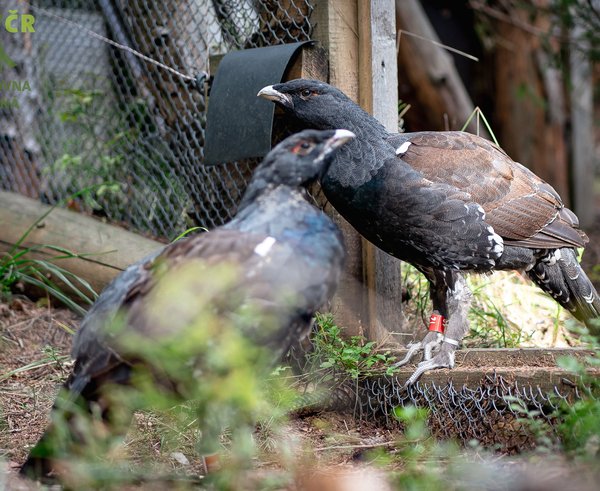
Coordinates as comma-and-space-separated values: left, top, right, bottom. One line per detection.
396, 141, 412, 156
254, 236, 277, 257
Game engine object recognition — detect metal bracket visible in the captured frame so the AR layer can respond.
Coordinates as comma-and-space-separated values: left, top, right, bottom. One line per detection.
203, 41, 313, 166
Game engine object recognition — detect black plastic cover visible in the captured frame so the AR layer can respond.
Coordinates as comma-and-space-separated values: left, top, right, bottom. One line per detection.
203, 41, 313, 166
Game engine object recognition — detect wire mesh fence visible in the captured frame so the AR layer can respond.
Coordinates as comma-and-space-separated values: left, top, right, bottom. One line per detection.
354, 372, 577, 452
286, 337, 583, 452
0, 0, 314, 239
1, 2, 589, 451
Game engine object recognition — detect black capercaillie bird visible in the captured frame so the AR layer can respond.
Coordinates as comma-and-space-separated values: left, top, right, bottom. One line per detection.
20, 129, 353, 480
258, 79, 600, 384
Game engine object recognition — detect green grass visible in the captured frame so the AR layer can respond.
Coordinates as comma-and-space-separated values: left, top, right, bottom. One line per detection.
400, 262, 577, 348
309, 312, 397, 380
0, 200, 98, 315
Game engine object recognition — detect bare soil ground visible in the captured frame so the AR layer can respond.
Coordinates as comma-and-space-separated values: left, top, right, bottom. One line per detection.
1, 298, 599, 490
0, 299, 405, 490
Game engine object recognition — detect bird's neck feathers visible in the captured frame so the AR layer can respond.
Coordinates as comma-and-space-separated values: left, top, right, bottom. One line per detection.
237, 181, 308, 214
311, 99, 388, 141
349, 110, 388, 139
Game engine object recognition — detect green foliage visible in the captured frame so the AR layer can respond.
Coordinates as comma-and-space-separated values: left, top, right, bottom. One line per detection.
40, 82, 191, 235
555, 321, 600, 459
386, 405, 460, 491
42, 261, 298, 488
401, 262, 571, 348
553, 0, 600, 61
466, 277, 531, 348
310, 313, 396, 379
0, 201, 98, 315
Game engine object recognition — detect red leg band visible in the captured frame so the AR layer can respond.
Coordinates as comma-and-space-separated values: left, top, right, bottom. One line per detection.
428, 313, 445, 334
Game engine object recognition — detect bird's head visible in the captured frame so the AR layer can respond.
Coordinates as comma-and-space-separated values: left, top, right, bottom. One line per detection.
258, 79, 356, 130
238, 129, 355, 210
261, 128, 356, 187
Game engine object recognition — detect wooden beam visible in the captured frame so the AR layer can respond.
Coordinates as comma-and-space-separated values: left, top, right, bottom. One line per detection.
312, 0, 367, 338
385, 348, 596, 392
358, 0, 405, 343
570, 19, 594, 227
0, 191, 164, 296
395, 0, 487, 136
389, 347, 594, 367
284, 44, 328, 81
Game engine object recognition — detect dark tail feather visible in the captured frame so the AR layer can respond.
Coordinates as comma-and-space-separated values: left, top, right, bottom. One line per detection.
20, 421, 63, 481
19, 379, 77, 481
20, 362, 132, 481
528, 247, 600, 335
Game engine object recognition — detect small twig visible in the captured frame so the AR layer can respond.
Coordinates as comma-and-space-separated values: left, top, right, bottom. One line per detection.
315, 441, 396, 452
397, 29, 479, 61
27, 3, 197, 82
469, 0, 558, 39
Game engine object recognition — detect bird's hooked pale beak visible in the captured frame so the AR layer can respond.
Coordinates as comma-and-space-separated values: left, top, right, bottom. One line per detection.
257, 85, 293, 109
317, 129, 356, 163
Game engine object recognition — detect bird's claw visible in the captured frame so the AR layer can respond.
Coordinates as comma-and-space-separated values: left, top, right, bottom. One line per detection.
392, 332, 443, 368
392, 341, 423, 367
403, 346, 456, 387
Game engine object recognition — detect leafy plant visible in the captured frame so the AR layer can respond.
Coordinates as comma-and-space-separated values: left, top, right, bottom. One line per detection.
386, 405, 460, 491
33, 261, 299, 488
555, 321, 600, 459
0, 199, 98, 315
309, 313, 396, 380
39, 80, 191, 236
400, 262, 574, 348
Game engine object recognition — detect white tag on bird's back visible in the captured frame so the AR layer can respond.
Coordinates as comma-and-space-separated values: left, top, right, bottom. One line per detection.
254, 236, 277, 257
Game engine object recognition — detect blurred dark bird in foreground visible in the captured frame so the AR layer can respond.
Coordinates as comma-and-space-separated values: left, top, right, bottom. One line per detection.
20, 129, 353, 481
259, 80, 600, 383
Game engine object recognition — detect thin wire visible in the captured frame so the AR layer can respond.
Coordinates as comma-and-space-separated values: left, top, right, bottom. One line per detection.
27, 3, 199, 82
397, 29, 480, 62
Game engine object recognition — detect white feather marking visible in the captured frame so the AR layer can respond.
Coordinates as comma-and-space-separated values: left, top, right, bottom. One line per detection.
254, 236, 276, 257
396, 141, 412, 155
485, 231, 504, 255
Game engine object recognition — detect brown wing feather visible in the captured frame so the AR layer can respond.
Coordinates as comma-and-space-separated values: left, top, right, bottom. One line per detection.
391, 131, 587, 249
124, 229, 269, 308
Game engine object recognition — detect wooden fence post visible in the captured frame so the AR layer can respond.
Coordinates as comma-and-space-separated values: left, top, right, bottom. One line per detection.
313, 0, 405, 342
358, 0, 405, 343
312, 0, 367, 338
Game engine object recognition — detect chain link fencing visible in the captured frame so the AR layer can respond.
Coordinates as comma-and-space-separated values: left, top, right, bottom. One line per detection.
1, 1, 588, 451
0, 0, 314, 239
354, 372, 578, 452
286, 338, 584, 453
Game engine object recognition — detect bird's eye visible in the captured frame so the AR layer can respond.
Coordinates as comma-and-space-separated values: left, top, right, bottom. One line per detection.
291, 141, 314, 154
301, 89, 312, 98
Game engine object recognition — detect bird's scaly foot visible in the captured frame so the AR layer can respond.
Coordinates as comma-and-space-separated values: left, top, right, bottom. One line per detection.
393, 313, 445, 367
404, 341, 457, 386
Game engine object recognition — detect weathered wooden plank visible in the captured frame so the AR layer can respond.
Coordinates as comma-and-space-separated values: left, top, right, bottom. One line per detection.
388, 347, 594, 367
388, 348, 596, 392
0, 191, 163, 295
358, 0, 405, 342
312, 0, 367, 337
570, 18, 594, 227
394, 367, 599, 394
